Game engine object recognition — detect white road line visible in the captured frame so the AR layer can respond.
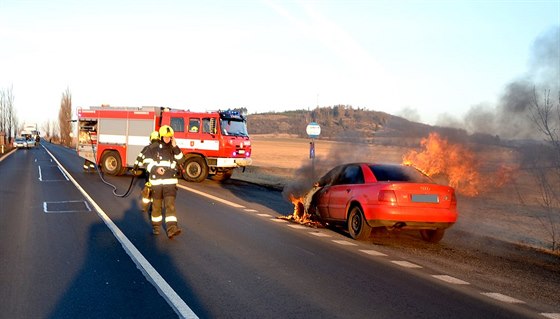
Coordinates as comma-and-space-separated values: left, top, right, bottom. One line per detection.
257, 213, 272, 217
359, 249, 387, 257
481, 292, 525, 304
332, 240, 358, 246
432, 275, 469, 285
177, 184, 245, 209
309, 232, 331, 237
270, 219, 287, 223
44, 147, 198, 319
391, 260, 422, 268
38, 165, 43, 181
541, 313, 560, 319
57, 166, 70, 180
244, 209, 258, 212
0, 148, 16, 162
287, 224, 308, 229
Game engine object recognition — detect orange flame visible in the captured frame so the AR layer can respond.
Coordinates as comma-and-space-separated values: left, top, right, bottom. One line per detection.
403, 132, 481, 196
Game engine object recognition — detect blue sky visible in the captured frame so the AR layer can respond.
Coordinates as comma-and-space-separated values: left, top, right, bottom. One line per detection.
1, 0, 559, 129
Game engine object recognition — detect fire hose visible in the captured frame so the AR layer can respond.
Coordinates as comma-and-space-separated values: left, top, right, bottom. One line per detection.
87, 131, 136, 198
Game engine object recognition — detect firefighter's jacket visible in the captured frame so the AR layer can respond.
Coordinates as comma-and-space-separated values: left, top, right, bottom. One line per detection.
141, 142, 185, 186
134, 141, 160, 169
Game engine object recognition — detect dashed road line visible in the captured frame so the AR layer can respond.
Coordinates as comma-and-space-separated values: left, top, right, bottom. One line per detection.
270, 219, 287, 223
178, 184, 245, 208
391, 260, 422, 268
332, 240, 358, 246
309, 232, 331, 237
432, 275, 469, 285
481, 292, 525, 304
244, 209, 258, 212
541, 313, 560, 319
257, 213, 272, 217
287, 224, 308, 230
359, 249, 387, 257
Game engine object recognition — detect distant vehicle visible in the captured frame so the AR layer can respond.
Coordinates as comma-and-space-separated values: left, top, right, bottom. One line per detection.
25, 138, 36, 148
306, 163, 458, 243
13, 137, 29, 149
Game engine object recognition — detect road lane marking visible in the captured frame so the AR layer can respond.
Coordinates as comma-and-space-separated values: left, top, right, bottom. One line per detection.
257, 213, 272, 217
309, 232, 331, 237
244, 209, 258, 212
391, 260, 422, 268
43, 200, 91, 213
541, 313, 560, 319
359, 249, 387, 257
270, 219, 287, 223
332, 240, 358, 246
45, 147, 198, 319
481, 292, 525, 304
287, 224, 308, 229
177, 184, 245, 208
432, 275, 469, 285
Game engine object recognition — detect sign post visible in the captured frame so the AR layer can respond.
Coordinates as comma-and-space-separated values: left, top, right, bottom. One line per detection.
306, 122, 321, 180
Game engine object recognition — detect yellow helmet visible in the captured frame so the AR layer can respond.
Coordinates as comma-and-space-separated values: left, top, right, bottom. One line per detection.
159, 125, 174, 138
149, 131, 159, 142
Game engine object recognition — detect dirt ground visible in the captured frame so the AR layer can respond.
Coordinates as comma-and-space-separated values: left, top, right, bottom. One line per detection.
233, 134, 560, 255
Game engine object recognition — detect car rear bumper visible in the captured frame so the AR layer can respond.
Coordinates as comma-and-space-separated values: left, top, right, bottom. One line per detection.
364, 206, 457, 229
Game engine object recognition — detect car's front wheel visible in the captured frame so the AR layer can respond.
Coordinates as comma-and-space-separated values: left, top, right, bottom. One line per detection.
419, 229, 445, 243
347, 205, 372, 240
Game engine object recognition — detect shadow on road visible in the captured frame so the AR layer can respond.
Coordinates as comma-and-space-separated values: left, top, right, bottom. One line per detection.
47, 199, 205, 318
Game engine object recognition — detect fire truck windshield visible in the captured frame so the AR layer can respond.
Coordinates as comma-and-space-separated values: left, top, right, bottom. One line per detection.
220, 119, 248, 137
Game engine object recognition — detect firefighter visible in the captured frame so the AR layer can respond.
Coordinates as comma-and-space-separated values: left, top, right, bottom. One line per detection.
140, 125, 185, 238
133, 130, 161, 212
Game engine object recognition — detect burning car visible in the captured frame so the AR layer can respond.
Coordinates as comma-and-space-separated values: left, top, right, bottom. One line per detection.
298, 162, 458, 243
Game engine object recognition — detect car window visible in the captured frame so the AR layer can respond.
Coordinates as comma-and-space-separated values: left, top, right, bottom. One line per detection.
333, 165, 364, 185
369, 164, 432, 183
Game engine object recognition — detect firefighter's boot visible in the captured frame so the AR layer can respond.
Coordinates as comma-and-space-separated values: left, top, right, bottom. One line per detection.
151, 198, 163, 235
166, 223, 182, 239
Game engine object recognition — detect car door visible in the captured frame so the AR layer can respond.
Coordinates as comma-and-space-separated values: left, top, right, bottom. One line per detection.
326, 164, 364, 220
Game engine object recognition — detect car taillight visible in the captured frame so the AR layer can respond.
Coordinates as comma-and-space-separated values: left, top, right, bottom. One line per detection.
450, 192, 457, 207
378, 190, 397, 203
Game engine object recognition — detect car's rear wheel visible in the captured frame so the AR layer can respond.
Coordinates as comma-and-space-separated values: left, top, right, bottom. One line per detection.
101, 151, 123, 176
347, 205, 372, 240
420, 229, 445, 243
182, 156, 208, 182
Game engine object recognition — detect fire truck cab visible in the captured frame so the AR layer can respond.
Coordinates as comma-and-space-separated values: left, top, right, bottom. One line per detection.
77, 106, 252, 182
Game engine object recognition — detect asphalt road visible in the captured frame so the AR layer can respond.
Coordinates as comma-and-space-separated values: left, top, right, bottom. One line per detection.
0, 142, 552, 319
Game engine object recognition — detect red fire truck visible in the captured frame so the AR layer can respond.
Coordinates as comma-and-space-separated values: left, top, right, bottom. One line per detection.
77, 106, 252, 182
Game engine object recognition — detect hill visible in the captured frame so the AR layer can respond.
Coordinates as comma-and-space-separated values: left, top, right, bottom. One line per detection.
246, 106, 500, 147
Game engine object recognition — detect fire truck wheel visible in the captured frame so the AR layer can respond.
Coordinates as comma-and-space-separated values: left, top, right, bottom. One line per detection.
347, 205, 372, 240
101, 151, 123, 176
182, 156, 208, 182
209, 169, 233, 182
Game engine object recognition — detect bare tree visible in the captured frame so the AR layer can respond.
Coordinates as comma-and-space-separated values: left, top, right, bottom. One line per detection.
0, 86, 17, 142
527, 88, 560, 251
58, 88, 72, 147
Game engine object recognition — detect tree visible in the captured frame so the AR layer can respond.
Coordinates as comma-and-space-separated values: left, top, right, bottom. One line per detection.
0, 86, 17, 142
526, 88, 560, 251
58, 88, 72, 147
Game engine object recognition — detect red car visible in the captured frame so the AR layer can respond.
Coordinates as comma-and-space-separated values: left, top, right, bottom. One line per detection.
308, 163, 458, 242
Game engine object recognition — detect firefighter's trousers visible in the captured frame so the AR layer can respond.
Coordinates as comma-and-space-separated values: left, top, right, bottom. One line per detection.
150, 184, 178, 228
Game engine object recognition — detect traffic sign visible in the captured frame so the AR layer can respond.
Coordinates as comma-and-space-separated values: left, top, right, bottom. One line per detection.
306, 122, 321, 138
